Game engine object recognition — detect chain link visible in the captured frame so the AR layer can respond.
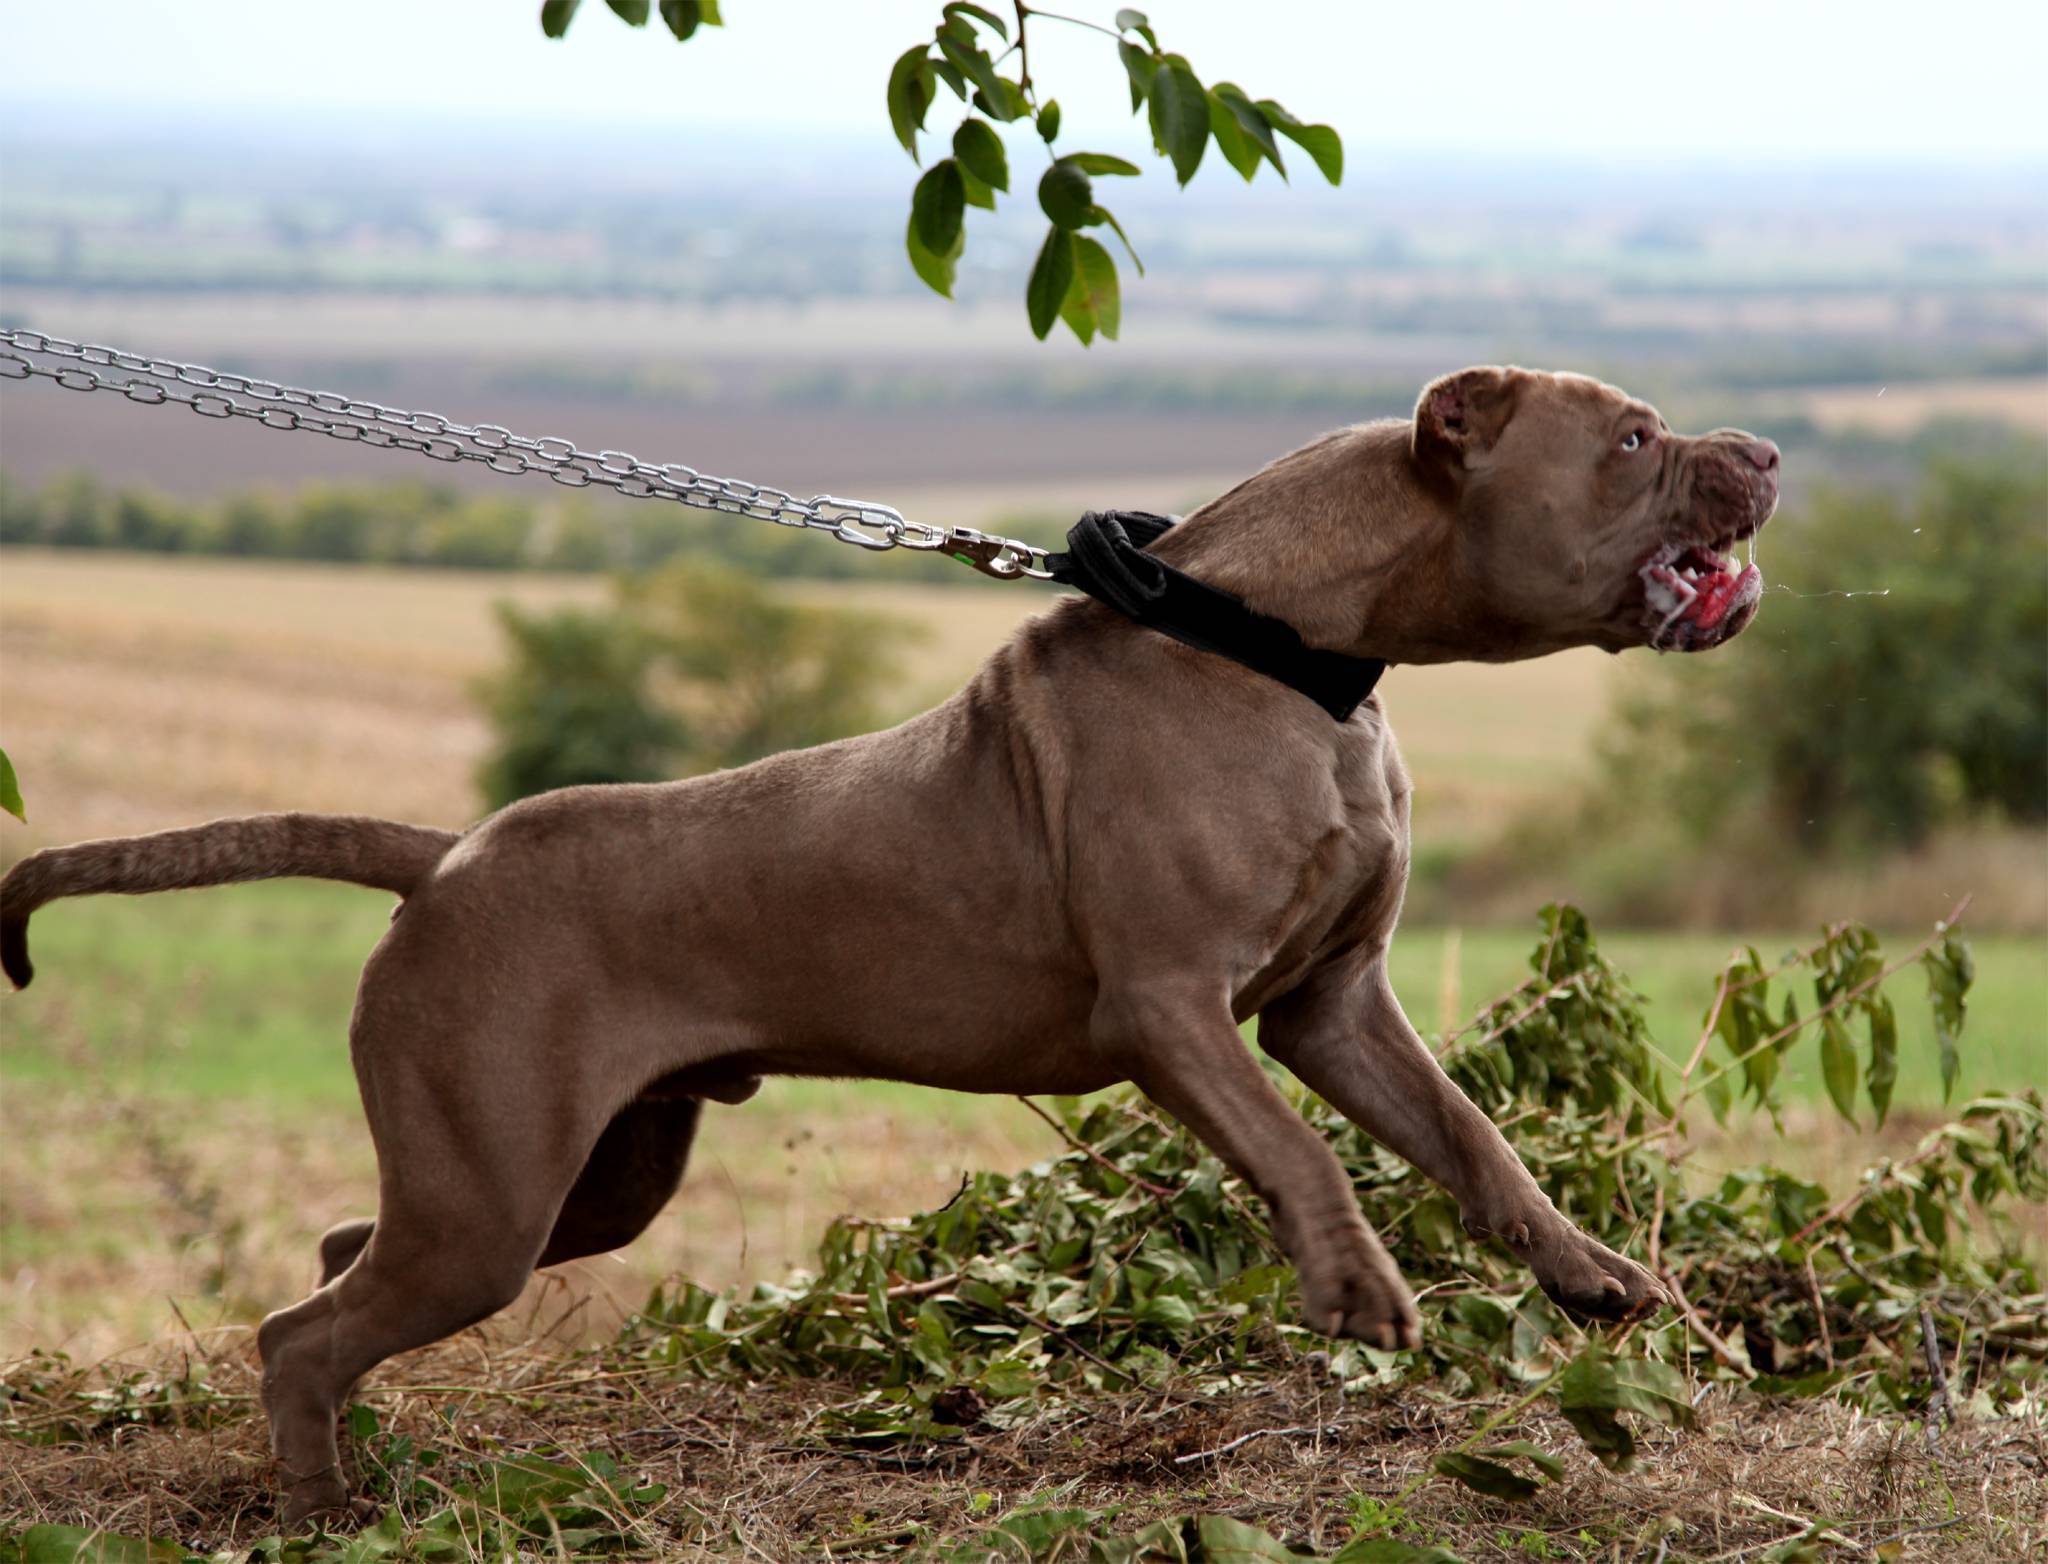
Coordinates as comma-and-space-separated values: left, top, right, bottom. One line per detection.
0, 329, 1056, 580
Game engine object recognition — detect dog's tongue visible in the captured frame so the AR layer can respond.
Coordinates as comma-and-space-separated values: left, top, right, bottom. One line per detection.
1687, 561, 1760, 629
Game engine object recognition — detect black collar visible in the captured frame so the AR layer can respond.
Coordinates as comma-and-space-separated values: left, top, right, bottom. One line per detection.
1044, 511, 1386, 723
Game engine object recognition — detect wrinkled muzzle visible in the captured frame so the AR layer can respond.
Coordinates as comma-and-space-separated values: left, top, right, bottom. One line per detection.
1641, 434, 1779, 652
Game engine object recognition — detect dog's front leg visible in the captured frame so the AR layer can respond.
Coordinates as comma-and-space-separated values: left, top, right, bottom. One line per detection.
1259, 965, 1667, 1324
1097, 982, 1420, 1351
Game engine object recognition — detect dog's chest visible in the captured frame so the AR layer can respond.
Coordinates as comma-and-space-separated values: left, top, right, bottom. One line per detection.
1236, 712, 1411, 1012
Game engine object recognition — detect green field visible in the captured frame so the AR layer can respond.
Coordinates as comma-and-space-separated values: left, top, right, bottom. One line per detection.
4, 880, 2037, 1112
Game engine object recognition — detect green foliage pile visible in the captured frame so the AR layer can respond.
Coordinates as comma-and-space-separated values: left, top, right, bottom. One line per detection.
0, 469, 1063, 583
476, 560, 922, 807
1600, 456, 2047, 855
625, 909, 2039, 1467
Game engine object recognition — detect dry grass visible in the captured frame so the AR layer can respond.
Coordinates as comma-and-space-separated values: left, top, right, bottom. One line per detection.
5, 1320, 2042, 1560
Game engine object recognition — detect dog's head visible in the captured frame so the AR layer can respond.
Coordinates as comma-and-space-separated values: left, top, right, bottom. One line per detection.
1411, 366, 1779, 655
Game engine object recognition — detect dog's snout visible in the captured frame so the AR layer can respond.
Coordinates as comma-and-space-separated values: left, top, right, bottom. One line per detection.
1741, 439, 1780, 474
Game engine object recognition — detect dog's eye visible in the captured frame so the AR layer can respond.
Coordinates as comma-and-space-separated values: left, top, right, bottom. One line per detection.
1619, 431, 1643, 453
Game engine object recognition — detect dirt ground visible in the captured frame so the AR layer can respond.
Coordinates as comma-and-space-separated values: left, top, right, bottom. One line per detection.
6, 1319, 2042, 1560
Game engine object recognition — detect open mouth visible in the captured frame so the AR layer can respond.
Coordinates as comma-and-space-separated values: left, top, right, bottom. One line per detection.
1640, 536, 1762, 650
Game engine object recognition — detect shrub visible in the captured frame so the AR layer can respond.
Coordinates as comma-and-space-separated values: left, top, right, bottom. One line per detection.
475, 605, 686, 808
475, 562, 922, 810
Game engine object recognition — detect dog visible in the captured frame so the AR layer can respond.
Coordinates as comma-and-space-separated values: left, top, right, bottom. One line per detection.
0, 366, 1779, 1521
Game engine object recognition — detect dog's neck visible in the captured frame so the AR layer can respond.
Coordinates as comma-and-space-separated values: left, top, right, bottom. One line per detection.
1145, 421, 1493, 665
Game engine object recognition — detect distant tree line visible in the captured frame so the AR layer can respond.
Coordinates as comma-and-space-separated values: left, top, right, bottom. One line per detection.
0, 470, 1062, 585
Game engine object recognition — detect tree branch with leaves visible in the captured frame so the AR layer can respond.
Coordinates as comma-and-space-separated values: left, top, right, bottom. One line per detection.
537, 1, 1343, 342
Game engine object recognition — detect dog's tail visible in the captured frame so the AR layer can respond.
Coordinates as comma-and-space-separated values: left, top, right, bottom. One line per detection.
0, 812, 459, 990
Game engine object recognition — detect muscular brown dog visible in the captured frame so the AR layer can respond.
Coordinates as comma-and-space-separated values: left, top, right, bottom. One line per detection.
1, 366, 1778, 1521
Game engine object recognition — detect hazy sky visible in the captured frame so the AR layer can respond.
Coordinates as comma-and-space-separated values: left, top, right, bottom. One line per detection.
2, 0, 2043, 166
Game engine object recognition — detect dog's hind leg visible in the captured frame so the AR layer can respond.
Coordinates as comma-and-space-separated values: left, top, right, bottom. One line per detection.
258, 991, 617, 1523
312, 1097, 700, 1290
316, 1219, 375, 1286
537, 1095, 700, 1268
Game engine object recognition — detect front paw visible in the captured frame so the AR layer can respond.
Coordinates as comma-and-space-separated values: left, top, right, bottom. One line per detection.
280, 1475, 372, 1530
1298, 1235, 1422, 1352
1519, 1223, 1667, 1324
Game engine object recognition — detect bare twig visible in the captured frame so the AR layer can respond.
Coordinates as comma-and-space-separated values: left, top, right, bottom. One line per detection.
1662, 1268, 1744, 1372
1015, 1095, 1179, 1201
1786, 1141, 1947, 1247
1646, 1181, 1666, 1277
1805, 1252, 1835, 1371
826, 1241, 1034, 1309
1680, 967, 1734, 1087
1172, 1423, 1339, 1465
1436, 982, 1575, 1060
1919, 1302, 1953, 1447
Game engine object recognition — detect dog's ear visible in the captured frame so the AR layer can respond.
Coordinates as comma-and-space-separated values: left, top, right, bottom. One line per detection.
1412, 366, 1521, 483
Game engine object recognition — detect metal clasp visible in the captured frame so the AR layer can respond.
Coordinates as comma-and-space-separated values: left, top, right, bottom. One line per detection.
943, 528, 1042, 580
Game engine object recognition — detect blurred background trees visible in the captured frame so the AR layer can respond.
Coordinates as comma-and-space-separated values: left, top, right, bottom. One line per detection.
476, 562, 921, 809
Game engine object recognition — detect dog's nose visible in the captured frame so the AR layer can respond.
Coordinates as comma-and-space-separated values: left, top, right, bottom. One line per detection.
1741, 439, 1780, 473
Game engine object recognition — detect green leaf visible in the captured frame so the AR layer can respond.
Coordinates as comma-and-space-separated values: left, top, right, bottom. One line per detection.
1866, 994, 1898, 1127
1434, 1452, 1541, 1500
978, 76, 1030, 121
936, 32, 1007, 113
1026, 226, 1076, 340
1192, 1516, 1302, 1562
1091, 204, 1145, 274
539, 0, 583, 38
1039, 160, 1093, 229
0, 746, 22, 822
1147, 54, 1209, 185
1923, 934, 1970, 1102
944, 1, 1008, 39
604, 0, 649, 22
659, 0, 721, 38
912, 160, 966, 255
1062, 151, 1140, 176
959, 165, 996, 210
1118, 40, 1157, 111
887, 46, 936, 158
17, 1526, 187, 1564
1061, 234, 1120, 344
1115, 7, 1155, 40
1212, 83, 1285, 178
1206, 90, 1260, 181
1556, 1344, 1697, 1471
1820, 1012, 1860, 1126
1482, 1439, 1566, 1479
1259, 99, 1344, 182
1037, 99, 1062, 142
905, 200, 964, 299
952, 118, 1009, 192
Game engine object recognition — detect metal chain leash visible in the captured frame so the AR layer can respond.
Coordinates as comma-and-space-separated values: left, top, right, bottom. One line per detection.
0, 328, 1056, 580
